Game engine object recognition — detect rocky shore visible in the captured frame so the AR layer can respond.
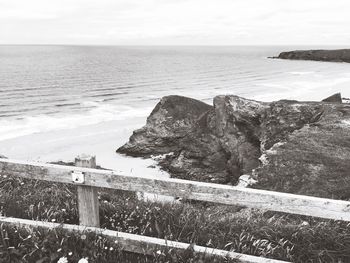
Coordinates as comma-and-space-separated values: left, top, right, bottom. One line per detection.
273, 49, 350, 63
117, 93, 350, 199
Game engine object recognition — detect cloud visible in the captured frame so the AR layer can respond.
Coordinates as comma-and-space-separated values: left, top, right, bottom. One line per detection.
0, 0, 349, 45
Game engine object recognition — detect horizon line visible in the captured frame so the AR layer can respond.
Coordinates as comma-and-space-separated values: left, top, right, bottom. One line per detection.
0, 43, 349, 47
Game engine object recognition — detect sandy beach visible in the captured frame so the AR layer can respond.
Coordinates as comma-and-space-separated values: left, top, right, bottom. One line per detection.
0, 116, 170, 179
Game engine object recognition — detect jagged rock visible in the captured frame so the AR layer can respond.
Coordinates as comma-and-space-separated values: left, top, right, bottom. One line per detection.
276, 49, 350, 63
117, 95, 211, 156
322, 93, 342, 103
118, 95, 268, 184
118, 94, 350, 198
158, 109, 229, 183
212, 96, 268, 179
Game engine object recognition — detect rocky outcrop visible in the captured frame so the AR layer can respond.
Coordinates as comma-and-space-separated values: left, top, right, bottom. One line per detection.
275, 49, 350, 63
118, 95, 268, 184
118, 93, 350, 199
322, 93, 342, 103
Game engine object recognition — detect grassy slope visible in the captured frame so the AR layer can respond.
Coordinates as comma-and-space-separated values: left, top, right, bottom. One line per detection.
254, 105, 350, 200
1, 173, 350, 263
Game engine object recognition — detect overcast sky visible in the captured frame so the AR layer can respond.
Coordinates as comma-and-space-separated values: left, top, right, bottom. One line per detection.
1, 0, 350, 45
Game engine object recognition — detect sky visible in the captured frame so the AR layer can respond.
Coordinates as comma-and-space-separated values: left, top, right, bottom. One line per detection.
1, 0, 350, 45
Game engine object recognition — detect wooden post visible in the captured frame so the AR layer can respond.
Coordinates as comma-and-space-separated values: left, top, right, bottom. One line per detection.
75, 154, 100, 227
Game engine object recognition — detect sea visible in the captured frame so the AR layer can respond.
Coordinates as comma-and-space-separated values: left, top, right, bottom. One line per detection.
1, 45, 350, 185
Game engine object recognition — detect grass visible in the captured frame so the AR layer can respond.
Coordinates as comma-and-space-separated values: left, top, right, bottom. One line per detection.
0, 223, 231, 263
1, 171, 350, 262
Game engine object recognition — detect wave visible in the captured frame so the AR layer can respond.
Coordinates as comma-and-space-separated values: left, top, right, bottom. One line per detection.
0, 102, 152, 141
287, 71, 315, 75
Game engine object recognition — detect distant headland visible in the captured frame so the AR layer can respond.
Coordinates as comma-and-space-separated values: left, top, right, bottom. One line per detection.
270, 49, 350, 63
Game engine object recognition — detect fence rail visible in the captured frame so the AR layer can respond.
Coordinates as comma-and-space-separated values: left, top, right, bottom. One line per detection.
1, 156, 350, 262
0, 217, 288, 263
1, 158, 350, 221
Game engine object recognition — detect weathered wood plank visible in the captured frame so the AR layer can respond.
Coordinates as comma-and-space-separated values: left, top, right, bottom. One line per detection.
1, 158, 350, 221
0, 216, 289, 263
75, 155, 100, 228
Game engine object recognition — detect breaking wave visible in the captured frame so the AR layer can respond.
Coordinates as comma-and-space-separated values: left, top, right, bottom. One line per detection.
0, 103, 152, 141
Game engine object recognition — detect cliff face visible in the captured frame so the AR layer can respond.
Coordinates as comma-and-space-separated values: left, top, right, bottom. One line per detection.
117, 94, 350, 198
276, 49, 350, 63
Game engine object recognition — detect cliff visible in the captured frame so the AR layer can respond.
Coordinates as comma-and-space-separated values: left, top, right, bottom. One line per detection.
275, 49, 350, 63
117, 94, 350, 199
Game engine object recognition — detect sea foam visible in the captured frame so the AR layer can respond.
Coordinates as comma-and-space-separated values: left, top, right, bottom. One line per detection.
0, 103, 152, 141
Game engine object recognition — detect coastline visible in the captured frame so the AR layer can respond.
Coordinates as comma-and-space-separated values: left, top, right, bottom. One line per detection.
272, 49, 350, 63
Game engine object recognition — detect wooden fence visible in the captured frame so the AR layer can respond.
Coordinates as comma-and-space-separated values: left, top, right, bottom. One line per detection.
1, 156, 350, 262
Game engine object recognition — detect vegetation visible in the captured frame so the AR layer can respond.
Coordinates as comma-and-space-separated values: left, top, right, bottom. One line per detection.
0, 223, 230, 263
1, 172, 350, 262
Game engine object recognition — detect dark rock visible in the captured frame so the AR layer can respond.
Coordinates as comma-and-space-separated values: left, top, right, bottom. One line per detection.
322, 93, 342, 103
158, 109, 230, 183
275, 49, 350, 63
118, 94, 350, 199
212, 96, 268, 179
158, 96, 269, 183
117, 95, 212, 157
118, 95, 269, 184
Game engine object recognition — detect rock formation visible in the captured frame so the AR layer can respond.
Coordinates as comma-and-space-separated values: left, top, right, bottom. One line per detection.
322, 93, 342, 103
118, 95, 268, 184
118, 93, 350, 199
274, 49, 350, 63
118, 95, 212, 157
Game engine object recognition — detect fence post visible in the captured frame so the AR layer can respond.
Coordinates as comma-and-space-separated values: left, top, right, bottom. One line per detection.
75, 154, 100, 227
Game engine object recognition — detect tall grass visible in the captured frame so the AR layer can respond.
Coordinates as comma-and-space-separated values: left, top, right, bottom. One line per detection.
1, 172, 350, 262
